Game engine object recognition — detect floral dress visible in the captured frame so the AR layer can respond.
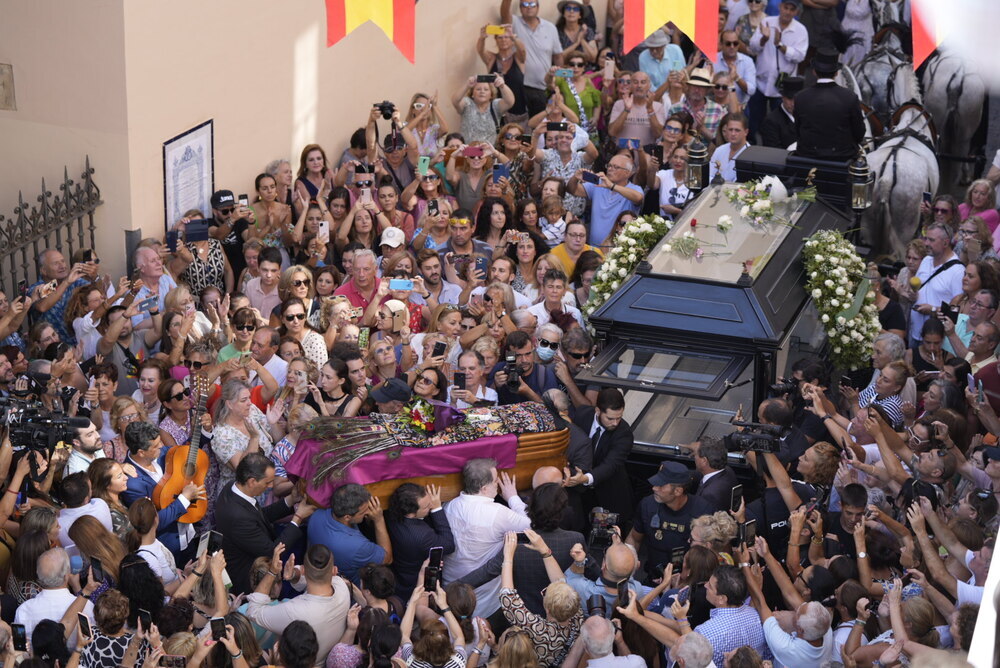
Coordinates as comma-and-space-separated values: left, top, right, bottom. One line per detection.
211, 405, 272, 502
540, 149, 588, 217
180, 239, 226, 298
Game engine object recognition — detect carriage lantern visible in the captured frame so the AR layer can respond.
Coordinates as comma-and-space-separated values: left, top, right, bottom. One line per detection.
686, 137, 709, 192
848, 152, 874, 213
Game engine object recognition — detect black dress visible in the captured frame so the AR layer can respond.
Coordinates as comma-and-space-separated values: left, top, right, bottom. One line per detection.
491, 58, 526, 116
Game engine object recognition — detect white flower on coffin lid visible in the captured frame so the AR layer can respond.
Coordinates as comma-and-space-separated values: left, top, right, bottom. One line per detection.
759, 175, 788, 202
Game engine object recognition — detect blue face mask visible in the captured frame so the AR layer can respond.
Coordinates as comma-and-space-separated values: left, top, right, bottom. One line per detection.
536, 346, 556, 362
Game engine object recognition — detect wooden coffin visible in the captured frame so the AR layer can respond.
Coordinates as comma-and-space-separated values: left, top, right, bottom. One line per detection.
366, 429, 570, 506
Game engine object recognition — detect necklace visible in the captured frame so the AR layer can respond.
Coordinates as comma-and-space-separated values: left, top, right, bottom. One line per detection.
497, 50, 514, 63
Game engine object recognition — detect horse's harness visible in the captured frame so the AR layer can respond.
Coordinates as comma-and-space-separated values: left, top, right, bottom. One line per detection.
921, 52, 967, 162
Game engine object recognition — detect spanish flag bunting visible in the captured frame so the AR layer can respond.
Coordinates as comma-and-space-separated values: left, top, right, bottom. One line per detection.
910, 0, 941, 69
623, 0, 719, 63
324, 0, 416, 63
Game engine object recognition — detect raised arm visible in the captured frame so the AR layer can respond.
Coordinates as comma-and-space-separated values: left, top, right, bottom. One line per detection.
906, 504, 957, 598
755, 536, 805, 609
762, 452, 804, 511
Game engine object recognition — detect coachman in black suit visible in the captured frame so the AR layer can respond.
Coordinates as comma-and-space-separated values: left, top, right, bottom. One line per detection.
692, 438, 740, 513
760, 76, 803, 149
568, 388, 635, 526
793, 49, 865, 160
214, 454, 312, 595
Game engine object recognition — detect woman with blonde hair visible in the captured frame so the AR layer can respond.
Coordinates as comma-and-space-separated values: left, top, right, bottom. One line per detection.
270, 403, 318, 499
102, 396, 147, 463
523, 253, 572, 306
268, 265, 318, 328
451, 74, 516, 146
958, 178, 999, 234
402, 91, 450, 158
276, 356, 320, 412
408, 304, 464, 370
690, 512, 738, 562
446, 139, 502, 212
69, 515, 126, 586
954, 216, 1000, 264
471, 336, 500, 372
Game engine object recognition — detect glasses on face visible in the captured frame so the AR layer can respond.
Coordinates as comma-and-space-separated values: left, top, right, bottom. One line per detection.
521, 1, 538, 6
184, 359, 206, 370
374, 346, 392, 356
235, 324, 256, 332
503, 133, 519, 140
412, 102, 426, 109
538, 338, 559, 350
724, 40, 740, 46
933, 207, 951, 214
292, 278, 312, 288
618, 78, 632, 85
120, 412, 140, 423
569, 61, 585, 67
959, 228, 976, 236
566, 232, 587, 239
421, 174, 439, 182
974, 488, 992, 500
971, 300, 993, 310
564, 4, 582, 11
284, 312, 307, 321
483, 294, 493, 303
169, 388, 191, 402
417, 375, 437, 386
906, 427, 930, 445
715, 84, 731, 91
218, 207, 235, 215
565, 350, 589, 360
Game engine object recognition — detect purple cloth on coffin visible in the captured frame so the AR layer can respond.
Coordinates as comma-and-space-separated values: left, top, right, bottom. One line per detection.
285, 434, 519, 507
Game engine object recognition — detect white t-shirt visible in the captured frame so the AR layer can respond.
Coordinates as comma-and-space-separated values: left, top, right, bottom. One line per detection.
763, 617, 834, 668
909, 253, 965, 341
512, 15, 562, 89
136, 539, 179, 584
446, 384, 499, 410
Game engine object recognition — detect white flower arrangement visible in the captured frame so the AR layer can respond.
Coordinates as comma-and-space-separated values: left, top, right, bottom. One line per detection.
802, 230, 881, 371
727, 176, 815, 227
584, 214, 672, 319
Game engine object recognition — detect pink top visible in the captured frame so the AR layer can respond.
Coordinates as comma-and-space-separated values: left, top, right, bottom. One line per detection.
961, 202, 1000, 234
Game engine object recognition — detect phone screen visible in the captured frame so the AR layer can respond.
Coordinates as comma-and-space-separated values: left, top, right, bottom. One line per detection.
210, 617, 227, 641
516, 532, 531, 544
617, 579, 630, 606
454, 372, 466, 390
428, 546, 444, 570
11, 624, 26, 652
428, 199, 440, 217
744, 520, 757, 545
730, 485, 743, 513
78, 612, 91, 638
90, 557, 105, 584
197, 531, 211, 559
138, 608, 152, 631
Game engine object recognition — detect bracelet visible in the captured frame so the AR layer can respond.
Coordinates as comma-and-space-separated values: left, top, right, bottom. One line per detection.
678, 618, 690, 625
811, 536, 824, 545
192, 569, 204, 577
470, 648, 483, 655
401, 340, 411, 345
230, 651, 243, 660
267, 569, 280, 578
440, 607, 452, 615
738, 562, 750, 568
854, 619, 866, 626
4, 488, 17, 496
539, 551, 553, 559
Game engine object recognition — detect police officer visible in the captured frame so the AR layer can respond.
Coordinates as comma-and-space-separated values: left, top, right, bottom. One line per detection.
793, 48, 865, 160
626, 461, 713, 581
760, 76, 803, 149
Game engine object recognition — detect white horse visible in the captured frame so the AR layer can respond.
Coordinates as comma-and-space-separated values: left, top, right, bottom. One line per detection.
852, 42, 908, 126
920, 49, 986, 189
868, 0, 905, 32
864, 102, 939, 258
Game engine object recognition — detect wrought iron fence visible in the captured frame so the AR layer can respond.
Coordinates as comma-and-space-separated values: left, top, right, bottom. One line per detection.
0, 157, 101, 297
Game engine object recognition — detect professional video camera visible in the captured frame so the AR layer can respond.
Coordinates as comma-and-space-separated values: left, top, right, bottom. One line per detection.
589, 507, 620, 548
730, 421, 784, 453
374, 100, 396, 120
768, 376, 799, 397
0, 395, 89, 453
504, 353, 521, 391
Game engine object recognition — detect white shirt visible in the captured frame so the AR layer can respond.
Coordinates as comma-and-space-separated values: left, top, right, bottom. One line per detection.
251, 354, 288, 389
527, 301, 586, 329
443, 492, 530, 618
748, 17, 809, 97
129, 454, 196, 550
469, 286, 531, 310
512, 15, 562, 89
14, 587, 93, 646
763, 617, 833, 668
586, 655, 647, 667
136, 539, 179, 584
58, 499, 113, 550
65, 448, 106, 476
709, 142, 751, 183
909, 252, 965, 341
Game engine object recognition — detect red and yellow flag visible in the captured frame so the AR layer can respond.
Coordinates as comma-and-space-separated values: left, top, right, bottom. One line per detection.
324, 0, 416, 63
623, 0, 719, 63
910, 0, 940, 68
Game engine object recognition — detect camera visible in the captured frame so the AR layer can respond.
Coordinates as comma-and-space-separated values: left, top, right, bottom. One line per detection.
374, 101, 396, 120
730, 421, 783, 453
589, 507, 620, 548
586, 594, 607, 617
505, 353, 520, 390
768, 377, 798, 396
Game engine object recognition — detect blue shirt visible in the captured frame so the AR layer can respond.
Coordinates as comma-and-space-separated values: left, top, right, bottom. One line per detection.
695, 605, 772, 667
638, 45, 686, 89
714, 52, 758, 104
563, 570, 650, 618
582, 182, 642, 247
29, 277, 88, 345
307, 509, 386, 585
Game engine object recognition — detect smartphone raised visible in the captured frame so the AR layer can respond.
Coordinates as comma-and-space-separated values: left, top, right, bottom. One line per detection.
90, 557, 106, 585
462, 145, 484, 158
485, 24, 506, 35
670, 546, 686, 568
454, 371, 467, 390
554, 68, 574, 78
209, 617, 227, 641
475, 74, 497, 84
581, 171, 601, 185
208, 530, 223, 555
493, 164, 510, 183
389, 278, 414, 291
516, 532, 531, 544
360, 188, 373, 205
83, 249, 94, 262
743, 519, 757, 545
137, 296, 159, 314
729, 484, 743, 513
138, 608, 152, 632
518, 134, 532, 145
417, 155, 430, 175
318, 218, 330, 242
643, 144, 664, 163
432, 341, 447, 358
616, 137, 639, 150
923, 191, 933, 204
546, 121, 569, 132
78, 612, 92, 639
616, 579, 630, 606
166, 230, 180, 253
358, 327, 370, 351
185, 221, 210, 243
16, 279, 26, 297
428, 198, 440, 217
238, 194, 250, 207
11, 624, 26, 652
428, 546, 444, 571
474, 256, 489, 278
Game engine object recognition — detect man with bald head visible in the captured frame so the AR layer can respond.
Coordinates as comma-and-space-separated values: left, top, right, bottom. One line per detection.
15, 547, 97, 644
608, 70, 666, 146
29, 249, 91, 344
966, 322, 1000, 374
131, 245, 177, 328
564, 539, 649, 615
567, 155, 643, 246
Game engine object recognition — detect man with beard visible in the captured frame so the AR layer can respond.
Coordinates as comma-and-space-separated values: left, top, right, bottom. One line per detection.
414, 249, 461, 307
65, 421, 106, 475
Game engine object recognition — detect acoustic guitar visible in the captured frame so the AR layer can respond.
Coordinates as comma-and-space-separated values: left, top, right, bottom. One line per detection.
153, 374, 211, 524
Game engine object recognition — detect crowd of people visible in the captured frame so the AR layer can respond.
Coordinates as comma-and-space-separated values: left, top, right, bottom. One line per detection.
0, 0, 996, 667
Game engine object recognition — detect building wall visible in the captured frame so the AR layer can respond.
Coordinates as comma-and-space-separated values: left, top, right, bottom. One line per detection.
1, 0, 604, 278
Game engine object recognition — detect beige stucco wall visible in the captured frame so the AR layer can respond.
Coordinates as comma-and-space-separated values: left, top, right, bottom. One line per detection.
1, 0, 604, 279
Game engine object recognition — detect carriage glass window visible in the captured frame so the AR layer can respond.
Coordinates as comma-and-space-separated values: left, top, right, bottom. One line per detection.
580, 340, 751, 400
647, 184, 808, 283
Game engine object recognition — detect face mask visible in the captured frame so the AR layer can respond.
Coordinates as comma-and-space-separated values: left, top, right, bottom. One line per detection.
536, 346, 556, 362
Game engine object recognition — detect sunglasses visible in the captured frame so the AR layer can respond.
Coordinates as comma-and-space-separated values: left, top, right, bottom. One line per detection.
119, 413, 141, 423
169, 388, 191, 402
715, 84, 731, 91
933, 207, 951, 214
538, 338, 559, 350
355, 180, 374, 187
218, 207, 235, 214
421, 174, 440, 181
564, 350, 589, 360
483, 294, 493, 303
183, 359, 206, 370
724, 40, 740, 46
521, 1, 538, 5
974, 488, 992, 500
417, 375, 437, 386
618, 78, 632, 84
664, 125, 683, 134
235, 324, 256, 332
569, 61, 585, 67
284, 312, 307, 321
564, 4, 581, 11
412, 102, 426, 109
293, 278, 312, 288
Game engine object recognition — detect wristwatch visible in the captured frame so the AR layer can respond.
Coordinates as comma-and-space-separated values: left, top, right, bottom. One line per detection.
858, 551, 868, 559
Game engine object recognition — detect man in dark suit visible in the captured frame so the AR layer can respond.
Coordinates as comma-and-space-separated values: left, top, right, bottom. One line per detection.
214, 453, 316, 594
760, 76, 803, 149
541, 388, 593, 532
692, 437, 740, 513
794, 48, 865, 160
565, 388, 635, 526
453, 483, 586, 616
122, 421, 205, 562
385, 482, 455, 600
